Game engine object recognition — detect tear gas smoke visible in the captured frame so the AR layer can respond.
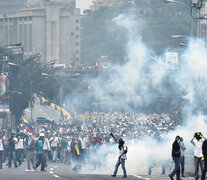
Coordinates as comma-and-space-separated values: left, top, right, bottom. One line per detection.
67, 14, 207, 175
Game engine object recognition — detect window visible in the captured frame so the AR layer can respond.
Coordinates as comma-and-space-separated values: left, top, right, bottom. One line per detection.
76, 35, 79, 38
76, 19, 79, 23
29, 17, 32, 21
24, 17, 27, 21
76, 42, 79, 46
76, 27, 79, 31
71, 32, 74, 36
76, 50, 79, 54
76, 58, 79, 61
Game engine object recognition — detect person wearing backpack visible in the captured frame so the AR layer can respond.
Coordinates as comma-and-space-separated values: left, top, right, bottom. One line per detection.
110, 133, 127, 178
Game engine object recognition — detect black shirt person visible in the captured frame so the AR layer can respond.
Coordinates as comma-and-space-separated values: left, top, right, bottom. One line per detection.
201, 137, 207, 180
110, 133, 127, 178
169, 135, 182, 180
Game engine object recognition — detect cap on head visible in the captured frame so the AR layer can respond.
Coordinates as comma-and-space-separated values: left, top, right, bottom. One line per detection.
40, 133, 45, 137
195, 132, 202, 140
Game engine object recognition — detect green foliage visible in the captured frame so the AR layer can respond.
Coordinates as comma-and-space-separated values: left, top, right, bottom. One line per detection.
81, 0, 192, 65
6, 52, 58, 124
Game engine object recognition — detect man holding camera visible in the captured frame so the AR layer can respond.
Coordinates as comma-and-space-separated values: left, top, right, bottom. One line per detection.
191, 132, 205, 180
110, 133, 128, 178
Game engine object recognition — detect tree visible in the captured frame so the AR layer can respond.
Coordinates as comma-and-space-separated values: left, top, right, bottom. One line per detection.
81, 0, 192, 65
2, 49, 59, 125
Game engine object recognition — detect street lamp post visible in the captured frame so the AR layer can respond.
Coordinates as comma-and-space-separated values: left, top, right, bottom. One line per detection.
8, 62, 33, 122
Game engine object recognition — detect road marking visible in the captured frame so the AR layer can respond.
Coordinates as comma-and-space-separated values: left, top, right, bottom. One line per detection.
49, 171, 54, 174
133, 175, 151, 180
53, 175, 60, 178
50, 168, 54, 171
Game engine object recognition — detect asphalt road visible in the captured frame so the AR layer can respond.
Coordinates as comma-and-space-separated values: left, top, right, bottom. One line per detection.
0, 162, 145, 180
24, 98, 61, 122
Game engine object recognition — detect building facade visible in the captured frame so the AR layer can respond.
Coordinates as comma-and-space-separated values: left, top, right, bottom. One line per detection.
0, 0, 81, 65
200, 1, 207, 42
89, 0, 134, 12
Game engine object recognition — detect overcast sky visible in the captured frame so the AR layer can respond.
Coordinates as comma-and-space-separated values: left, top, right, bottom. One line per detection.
76, 0, 93, 13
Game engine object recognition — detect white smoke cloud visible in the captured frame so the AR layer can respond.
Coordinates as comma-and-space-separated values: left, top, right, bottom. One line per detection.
77, 14, 207, 176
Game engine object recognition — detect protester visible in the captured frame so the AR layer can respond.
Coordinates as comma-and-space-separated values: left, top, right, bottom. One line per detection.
0, 132, 4, 169
110, 133, 127, 178
6, 133, 18, 168
201, 137, 207, 180
180, 137, 186, 177
25, 133, 36, 172
36, 133, 46, 171
50, 133, 59, 162
191, 132, 205, 180
169, 135, 182, 180
3, 132, 9, 163
18, 133, 25, 163
43, 133, 50, 168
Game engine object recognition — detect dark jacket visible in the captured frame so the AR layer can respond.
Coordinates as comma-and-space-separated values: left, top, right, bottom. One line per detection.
172, 140, 181, 157
202, 139, 207, 157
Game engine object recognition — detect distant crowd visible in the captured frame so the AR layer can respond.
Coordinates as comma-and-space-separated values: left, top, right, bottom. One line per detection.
0, 112, 175, 173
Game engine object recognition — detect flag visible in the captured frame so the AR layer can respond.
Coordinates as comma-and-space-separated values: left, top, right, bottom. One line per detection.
23, 118, 35, 135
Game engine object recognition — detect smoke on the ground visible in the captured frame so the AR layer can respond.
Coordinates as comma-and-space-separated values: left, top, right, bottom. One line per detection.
74, 13, 207, 175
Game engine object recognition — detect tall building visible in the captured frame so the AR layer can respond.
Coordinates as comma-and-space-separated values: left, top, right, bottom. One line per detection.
200, 1, 207, 42
0, 0, 81, 65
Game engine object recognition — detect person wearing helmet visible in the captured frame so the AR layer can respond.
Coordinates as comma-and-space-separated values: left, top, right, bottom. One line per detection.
36, 133, 46, 171
191, 132, 206, 180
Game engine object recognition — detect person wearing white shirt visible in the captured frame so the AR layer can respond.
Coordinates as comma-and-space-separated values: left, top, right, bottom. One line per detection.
110, 133, 127, 178
18, 135, 25, 163
50, 135, 59, 162
43, 135, 50, 168
191, 132, 206, 180
15, 137, 21, 166
0, 132, 4, 169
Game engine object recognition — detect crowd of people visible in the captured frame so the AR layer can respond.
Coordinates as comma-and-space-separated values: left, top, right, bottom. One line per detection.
1, 111, 207, 180
0, 112, 173, 172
